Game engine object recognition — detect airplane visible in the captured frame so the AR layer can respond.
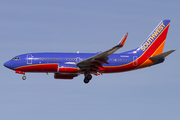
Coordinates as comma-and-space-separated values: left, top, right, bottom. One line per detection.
4, 20, 175, 84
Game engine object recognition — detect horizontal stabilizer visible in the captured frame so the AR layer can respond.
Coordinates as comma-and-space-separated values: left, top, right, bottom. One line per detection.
149, 50, 176, 60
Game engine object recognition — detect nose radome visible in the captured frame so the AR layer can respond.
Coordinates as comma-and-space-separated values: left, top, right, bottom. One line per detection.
4, 60, 11, 69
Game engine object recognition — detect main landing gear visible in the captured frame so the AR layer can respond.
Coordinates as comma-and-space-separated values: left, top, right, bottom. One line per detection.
84, 72, 92, 84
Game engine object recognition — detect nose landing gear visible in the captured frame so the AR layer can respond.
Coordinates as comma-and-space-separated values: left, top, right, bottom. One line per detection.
22, 76, 26, 80
15, 70, 26, 80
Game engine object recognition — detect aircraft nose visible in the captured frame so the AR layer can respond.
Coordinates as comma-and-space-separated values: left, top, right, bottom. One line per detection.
4, 60, 11, 69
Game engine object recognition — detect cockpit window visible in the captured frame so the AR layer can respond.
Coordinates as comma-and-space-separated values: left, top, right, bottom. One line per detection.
12, 57, 20, 60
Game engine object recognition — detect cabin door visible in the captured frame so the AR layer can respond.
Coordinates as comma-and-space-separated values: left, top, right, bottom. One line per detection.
27, 54, 32, 64
133, 56, 138, 66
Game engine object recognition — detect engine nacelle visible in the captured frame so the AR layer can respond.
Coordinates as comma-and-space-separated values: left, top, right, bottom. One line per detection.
58, 64, 78, 73
59, 67, 78, 73
54, 73, 78, 79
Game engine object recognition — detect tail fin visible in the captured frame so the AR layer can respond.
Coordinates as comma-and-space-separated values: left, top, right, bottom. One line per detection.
137, 20, 170, 57
136, 20, 172, 69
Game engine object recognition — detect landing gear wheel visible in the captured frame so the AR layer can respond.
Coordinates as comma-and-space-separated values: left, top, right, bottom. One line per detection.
84, 79, 90, 84
84, 74, 92, 84
22, 76, 26, 80
87, 74, 92, 80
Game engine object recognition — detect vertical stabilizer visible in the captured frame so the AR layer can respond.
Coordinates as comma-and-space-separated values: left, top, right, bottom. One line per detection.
137, 20, 170, 56
135, 20, 171, 68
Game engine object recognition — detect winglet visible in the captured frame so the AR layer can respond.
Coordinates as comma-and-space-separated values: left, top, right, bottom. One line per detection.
117, 33, 128, 47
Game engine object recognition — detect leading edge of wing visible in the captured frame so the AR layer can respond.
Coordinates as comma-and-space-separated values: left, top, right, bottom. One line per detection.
77, 33, 128, 68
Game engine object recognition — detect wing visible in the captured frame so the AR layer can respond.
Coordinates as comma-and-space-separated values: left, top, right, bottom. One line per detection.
77, 33, 128, 71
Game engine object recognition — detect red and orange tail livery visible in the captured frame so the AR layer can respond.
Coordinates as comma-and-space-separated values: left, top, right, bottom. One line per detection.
133, 20, 175, 69
4, 20, 175, 84
138, 20, 170, 55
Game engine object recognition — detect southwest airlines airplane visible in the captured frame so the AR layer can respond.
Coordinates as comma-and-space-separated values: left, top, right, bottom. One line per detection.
4, 20, 175, 83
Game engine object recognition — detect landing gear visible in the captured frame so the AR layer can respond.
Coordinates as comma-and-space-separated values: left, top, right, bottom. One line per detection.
84, 72, 92, 84
22, 76, 26, 80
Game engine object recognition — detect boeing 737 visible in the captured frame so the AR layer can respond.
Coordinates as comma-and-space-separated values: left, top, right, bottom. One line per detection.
4, 20, 175, 83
